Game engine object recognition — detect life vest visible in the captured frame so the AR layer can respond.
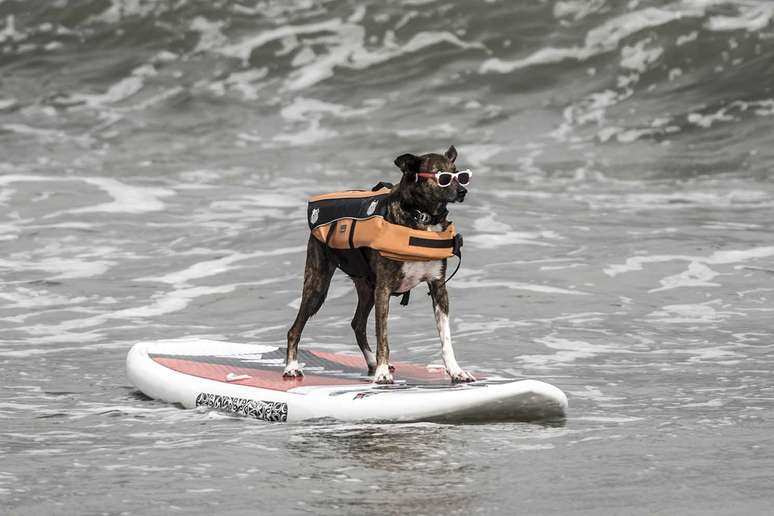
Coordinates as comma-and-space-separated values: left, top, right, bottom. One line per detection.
307, 186, 463, 279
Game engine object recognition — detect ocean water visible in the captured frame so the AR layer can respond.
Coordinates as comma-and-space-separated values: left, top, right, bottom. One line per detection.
1, 0, 773, 514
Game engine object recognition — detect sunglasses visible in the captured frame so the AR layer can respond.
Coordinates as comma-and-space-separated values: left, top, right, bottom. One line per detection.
416, 169, 472, 187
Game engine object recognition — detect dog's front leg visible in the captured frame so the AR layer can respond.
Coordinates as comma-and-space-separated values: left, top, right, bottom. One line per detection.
373, 284, 394, 384
428, 279, 475, 383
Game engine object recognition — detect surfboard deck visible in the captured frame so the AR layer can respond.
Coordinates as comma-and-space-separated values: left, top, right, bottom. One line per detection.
127, 339, 568, 423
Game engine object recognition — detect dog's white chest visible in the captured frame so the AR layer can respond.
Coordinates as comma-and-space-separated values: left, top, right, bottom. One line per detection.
396, 261, 443, 293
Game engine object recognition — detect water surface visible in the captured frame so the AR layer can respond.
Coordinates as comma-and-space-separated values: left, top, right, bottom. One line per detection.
1, 0, 773, 514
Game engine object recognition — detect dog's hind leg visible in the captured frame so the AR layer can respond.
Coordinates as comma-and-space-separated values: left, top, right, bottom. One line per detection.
372, 283, 394, 384
351, 278, 377, 374
428, 278, 475, 383
284, 236, 337, 377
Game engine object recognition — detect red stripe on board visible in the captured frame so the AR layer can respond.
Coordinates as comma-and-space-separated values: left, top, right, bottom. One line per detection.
309, 351, 449, 382
152, 357, 366, 392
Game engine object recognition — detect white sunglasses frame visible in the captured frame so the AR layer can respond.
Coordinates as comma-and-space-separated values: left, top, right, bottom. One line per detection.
415, 169, 472, 187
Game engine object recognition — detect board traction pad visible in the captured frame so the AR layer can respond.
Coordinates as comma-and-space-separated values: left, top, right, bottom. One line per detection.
149, 348, 471, 393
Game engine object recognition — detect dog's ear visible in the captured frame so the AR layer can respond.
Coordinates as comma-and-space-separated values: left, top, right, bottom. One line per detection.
394, 153, 421, 180
445, 145, 457, 163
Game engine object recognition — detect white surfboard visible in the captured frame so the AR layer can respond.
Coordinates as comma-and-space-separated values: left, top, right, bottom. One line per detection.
126, 339, 568, 423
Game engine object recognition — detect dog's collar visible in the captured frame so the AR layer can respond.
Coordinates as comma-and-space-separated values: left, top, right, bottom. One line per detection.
404, 204, 448, 226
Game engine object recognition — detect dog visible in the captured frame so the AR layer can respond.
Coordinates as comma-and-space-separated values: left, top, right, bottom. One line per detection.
284, 145, 475, 384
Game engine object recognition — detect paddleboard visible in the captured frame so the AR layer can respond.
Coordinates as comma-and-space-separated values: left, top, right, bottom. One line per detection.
126, 339, 568, 423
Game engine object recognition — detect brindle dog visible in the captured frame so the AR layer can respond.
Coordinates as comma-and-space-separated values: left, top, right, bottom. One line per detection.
284, 146, 475, 384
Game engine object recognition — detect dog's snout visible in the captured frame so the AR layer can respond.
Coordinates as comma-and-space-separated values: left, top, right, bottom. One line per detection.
456, 185, 467, 202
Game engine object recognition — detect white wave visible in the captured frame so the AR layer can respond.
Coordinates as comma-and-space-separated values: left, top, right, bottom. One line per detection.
481, 5, 696, 74
567, 385, 624, 402
620, 38, 664, 72
554, 0, 607, 20
88, 0, 166, 24
151, 50, 178, 63
648, 261, 722, 292
218, 13, 482, 90
280, 96, 382, 122
289, 29, 483, 91
0, 123, 76, 144
116, 85, 184, 113
0, 14, 23, 43
207, 68, 268, 101
687, 109, 735, 128
451, 279, 588, 296
677, 346, 746, 363
466, 231, 560, 249
681, 98, 774, 131
231, 192, 301, 208
0, 174, 175, 215
64, 64, 156, 109
0, 256, 114, 280
454, 317, 531, 333
0, 97, 16, 110
190, 16, 227, 53
461, 144, 506, 168
113, 285, 239, 318
273, 96, 382, 145
540, 262, 587, 271
288, 282, 353, 310
645, 299, 745, 324
0, 340, 130, 357
676, 30, 699, 45
750, 99, 774, 116
395, 123, 456, 138
67, 177, 174, 214
574, 416, 643, 423
681, 398, 725, 407
472, 213, 511, 233
116, 280, 286, 319
519, 336, 631, 368
598, 126, 657, 143
483, 1, 773, 75
581, 190, 772, 211
0, 287, 92, 309
137, 247, 303, 286
219, 18, 344, 64
553, 89, 624, 142
273, 121, 337, 146
4, 279, 287, 346
707, 3, 774, 31
481, 45, 591, 74
605, 245, 774, 277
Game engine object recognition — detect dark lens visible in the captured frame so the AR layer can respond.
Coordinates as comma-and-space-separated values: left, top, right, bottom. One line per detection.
457, 172, 470, 185
437, 173, 452, 187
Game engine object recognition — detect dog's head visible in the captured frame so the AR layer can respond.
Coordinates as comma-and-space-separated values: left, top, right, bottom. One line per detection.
394, 146, 468, 208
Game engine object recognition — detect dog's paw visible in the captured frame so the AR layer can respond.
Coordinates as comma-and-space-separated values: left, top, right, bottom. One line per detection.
368, 363, 395, 376
449, 369, 476, 383
373, 373, 394, 384
372, 364, 394, 384
282, 361, 304, 379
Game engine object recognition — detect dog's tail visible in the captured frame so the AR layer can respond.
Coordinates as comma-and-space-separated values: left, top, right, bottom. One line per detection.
300, 236, 337, 318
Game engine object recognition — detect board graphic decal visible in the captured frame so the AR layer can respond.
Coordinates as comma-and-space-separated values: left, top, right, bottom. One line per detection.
195, 392, 288, 422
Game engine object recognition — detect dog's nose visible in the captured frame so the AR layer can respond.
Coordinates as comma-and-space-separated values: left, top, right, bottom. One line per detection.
456, 185, 467, 202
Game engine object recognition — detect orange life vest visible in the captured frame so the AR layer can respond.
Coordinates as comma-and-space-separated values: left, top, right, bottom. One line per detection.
307, 187, 462, 278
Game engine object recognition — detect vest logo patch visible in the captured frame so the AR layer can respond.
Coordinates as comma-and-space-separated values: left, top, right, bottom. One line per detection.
367, 200, 378, 216
310, 207, 319, 224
